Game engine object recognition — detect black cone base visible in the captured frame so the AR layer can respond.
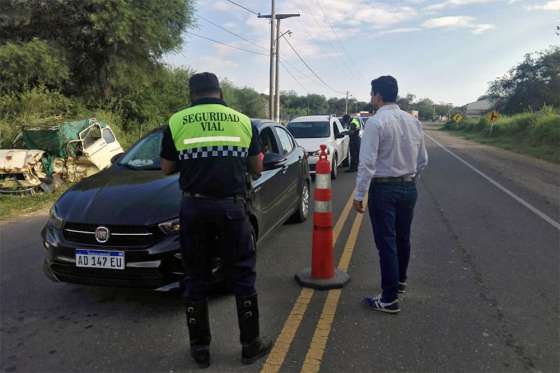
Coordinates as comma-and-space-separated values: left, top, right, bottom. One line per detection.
295, 268, 350, 290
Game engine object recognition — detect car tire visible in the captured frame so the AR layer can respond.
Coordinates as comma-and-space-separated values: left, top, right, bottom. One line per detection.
331, 155, 338, 179
290, 180, 310, 223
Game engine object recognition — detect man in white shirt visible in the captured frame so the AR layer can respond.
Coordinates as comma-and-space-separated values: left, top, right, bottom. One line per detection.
354, 76, 428, 314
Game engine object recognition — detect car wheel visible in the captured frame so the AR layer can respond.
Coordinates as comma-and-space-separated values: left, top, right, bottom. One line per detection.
290, 180, 310, 223
331, 155, 338, 179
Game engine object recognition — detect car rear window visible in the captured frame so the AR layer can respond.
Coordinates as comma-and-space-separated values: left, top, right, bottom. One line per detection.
287, 121, 330, 139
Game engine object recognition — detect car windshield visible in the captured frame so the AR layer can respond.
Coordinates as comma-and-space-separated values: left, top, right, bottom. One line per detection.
118, 131, 162, 170
287, 121, 330, 139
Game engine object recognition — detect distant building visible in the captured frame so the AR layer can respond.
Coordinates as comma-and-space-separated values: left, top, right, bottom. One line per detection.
465, 99, 495, 117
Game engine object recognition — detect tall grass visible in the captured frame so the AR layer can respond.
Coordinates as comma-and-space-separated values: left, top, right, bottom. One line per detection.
442, 108, 560, 163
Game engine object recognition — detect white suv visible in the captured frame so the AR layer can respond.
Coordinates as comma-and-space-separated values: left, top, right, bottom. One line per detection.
287, 115, 350, 179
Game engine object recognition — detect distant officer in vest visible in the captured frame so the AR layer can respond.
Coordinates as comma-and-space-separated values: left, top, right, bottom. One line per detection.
344, 114, 362, 172
160, 72, 271, 368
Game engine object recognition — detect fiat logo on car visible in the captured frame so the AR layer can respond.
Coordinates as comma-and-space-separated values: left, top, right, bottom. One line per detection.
95, 226, 110, 243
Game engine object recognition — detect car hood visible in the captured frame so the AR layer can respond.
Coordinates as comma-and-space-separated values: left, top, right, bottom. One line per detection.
56, 166, 181, 226
293, 138, 332, 153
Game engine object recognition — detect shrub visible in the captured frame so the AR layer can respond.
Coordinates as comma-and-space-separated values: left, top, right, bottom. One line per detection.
0, 38, 69, 94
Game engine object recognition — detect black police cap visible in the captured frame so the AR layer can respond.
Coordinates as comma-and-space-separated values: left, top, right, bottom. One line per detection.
189, 72, 221, 95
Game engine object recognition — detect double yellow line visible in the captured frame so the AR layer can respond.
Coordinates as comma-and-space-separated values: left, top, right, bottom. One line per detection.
261, 192, 367, 373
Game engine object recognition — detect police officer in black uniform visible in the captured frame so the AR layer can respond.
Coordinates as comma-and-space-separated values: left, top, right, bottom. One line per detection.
160, 72, 271, 368
343, 114, 361, 172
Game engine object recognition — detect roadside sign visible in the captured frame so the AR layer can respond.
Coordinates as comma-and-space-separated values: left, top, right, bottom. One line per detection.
452, 113, 463, 123
488, 111, 500, 123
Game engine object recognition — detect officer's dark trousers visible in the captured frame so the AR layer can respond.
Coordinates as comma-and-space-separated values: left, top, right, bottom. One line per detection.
179, 197, 256, 301
349, 136, 361, 170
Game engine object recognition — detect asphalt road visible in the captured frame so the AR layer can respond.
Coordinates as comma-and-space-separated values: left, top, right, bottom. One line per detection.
1, 127, 559, 373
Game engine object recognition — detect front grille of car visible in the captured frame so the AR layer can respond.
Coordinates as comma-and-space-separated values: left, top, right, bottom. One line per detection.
63, 223, 161, 247
50, 262, 169, 289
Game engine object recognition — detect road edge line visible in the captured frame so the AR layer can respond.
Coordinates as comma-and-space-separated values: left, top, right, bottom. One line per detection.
260, 190, 356, 373
425, 133, 560, 231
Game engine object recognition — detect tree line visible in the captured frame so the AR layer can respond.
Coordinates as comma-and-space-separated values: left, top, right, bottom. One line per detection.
1, 0, 555, 149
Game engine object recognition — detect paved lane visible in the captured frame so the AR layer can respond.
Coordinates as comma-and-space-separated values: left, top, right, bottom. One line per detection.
308, 129, 559, 373
1, 128, 558, 373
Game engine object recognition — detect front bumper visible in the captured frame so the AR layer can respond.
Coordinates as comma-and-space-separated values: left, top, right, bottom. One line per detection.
42, 224, 184, 290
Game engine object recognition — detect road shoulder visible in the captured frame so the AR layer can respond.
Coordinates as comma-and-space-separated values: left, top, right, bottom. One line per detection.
425, 126, 560, 215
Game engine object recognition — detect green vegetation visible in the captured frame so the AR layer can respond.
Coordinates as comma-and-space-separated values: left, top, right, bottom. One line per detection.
488, 47, 559, 114
443, 47, 560, 163
442, 108, 560, 163
0, 187, 67, 221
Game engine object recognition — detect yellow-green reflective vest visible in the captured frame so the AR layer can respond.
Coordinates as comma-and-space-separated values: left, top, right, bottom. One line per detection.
168, 104, 253, 160
351, 118, 362, 129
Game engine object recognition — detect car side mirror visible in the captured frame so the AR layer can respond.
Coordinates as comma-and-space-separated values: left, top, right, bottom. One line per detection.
263, 153, 286, 170
111, 152, 124, 164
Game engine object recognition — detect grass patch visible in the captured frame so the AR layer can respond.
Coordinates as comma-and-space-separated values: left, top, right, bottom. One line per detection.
441, 109, 560, 164
0, 187, 67, 221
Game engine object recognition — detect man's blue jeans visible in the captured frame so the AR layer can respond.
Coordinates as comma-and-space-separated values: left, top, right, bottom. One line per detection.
368, 181, 418, 302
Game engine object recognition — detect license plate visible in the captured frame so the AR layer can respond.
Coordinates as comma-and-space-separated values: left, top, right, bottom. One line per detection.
75, 249, 125, 270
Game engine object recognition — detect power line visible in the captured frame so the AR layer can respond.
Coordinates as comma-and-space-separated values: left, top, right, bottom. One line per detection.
183, 32, 312, 96
223, 0, 259, 16
279, 60, 310, 94
198, 15, 268, 51
185, 31, 267, 56
198, 15, 312, 83
298, 2, 358, 83
282, 35, 345, 95
314, 0, 366, 81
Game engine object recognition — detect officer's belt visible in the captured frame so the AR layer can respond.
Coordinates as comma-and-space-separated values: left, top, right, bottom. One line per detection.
373, 175, 416, 183
183, 192, 246, 201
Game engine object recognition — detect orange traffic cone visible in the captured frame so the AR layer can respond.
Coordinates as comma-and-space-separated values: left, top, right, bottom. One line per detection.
295, 145, 350, 290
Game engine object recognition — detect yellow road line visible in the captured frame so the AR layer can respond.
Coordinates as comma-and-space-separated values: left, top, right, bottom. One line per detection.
300, 196, 367, 373
260, 192, 355, 373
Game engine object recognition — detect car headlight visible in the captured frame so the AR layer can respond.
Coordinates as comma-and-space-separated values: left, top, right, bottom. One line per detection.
159, 218, 181, 235
48, 206, 64, 229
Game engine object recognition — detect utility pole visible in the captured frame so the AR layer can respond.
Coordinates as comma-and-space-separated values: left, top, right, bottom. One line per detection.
275, 24, 295, 122
259, 9, 299, 121
345, 90, 350, 114
258, 0, 276, 120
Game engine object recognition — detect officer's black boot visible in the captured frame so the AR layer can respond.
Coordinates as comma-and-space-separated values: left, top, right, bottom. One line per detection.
236, 293, 272, 364
185, 299, 211, 369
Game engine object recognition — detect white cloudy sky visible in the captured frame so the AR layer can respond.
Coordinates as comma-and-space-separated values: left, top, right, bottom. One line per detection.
165, 0, 560, 105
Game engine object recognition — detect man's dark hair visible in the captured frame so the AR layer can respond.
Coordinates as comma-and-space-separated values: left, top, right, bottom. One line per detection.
371, 76, 398, 103
189, 72, 221, 97
342, 114, 351, 123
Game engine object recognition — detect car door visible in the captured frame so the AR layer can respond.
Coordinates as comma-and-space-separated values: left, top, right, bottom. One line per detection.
82, 125, 124, 169
332, 118, 348, 166
273, 125, 300, 210
250, 125, 288, 238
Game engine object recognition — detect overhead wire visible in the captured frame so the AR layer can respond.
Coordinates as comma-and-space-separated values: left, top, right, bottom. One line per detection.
198, 15, 268, 51
222, 0, 259, 16
198, 15, 312, 83
185, 31, 267, 56
282, 35, 345, 95
298, 1, 359, 83
184, 31, 313, 95
314, 0, 366, 81
280, 60, 310, 94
